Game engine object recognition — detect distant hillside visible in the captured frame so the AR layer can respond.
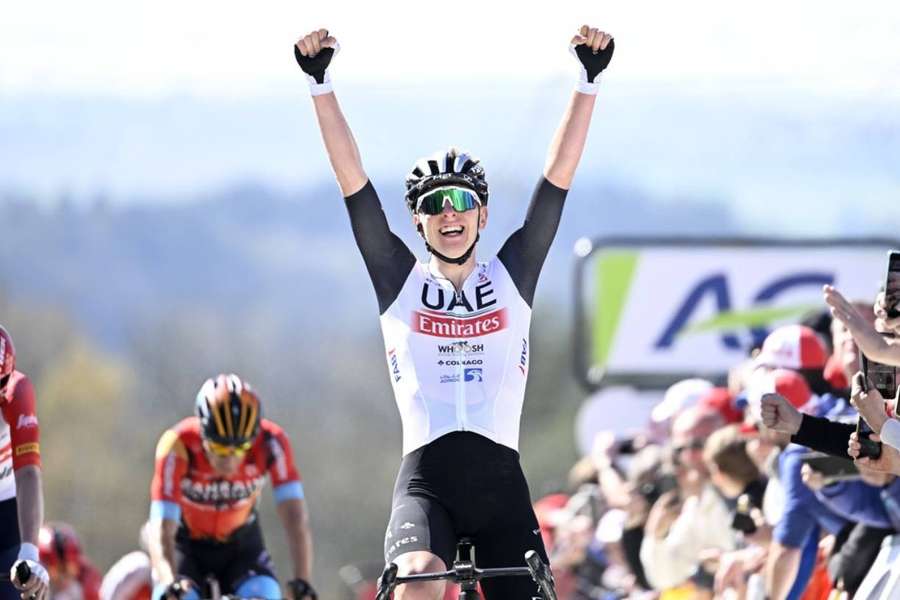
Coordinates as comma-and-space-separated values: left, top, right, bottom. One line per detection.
0, 176, 739, 346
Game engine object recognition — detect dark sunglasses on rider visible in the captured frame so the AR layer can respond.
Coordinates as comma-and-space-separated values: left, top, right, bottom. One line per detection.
205, 439, 253, 457
415, 186, 482, 215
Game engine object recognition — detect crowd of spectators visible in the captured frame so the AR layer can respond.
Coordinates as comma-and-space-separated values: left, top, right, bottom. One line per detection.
535, 283, 900, 600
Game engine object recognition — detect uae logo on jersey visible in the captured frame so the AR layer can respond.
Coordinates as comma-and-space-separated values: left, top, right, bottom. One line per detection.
413, 308, 507, 338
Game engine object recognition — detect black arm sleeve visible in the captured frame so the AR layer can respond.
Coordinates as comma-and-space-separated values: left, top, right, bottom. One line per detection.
344, 181, 416, 314
496, 177, 568, 307
790, 414, 856, 458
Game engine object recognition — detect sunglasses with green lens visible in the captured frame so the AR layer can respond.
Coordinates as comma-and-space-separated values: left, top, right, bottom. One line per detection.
416, 187, 482, 215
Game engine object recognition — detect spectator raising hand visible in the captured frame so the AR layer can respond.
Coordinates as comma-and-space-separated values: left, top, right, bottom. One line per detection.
760, 392, 803, 435
850, 372, 890, 435
825, 285, 900, 366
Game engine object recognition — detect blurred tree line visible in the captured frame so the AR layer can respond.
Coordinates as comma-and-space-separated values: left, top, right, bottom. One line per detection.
1, 291, 583, 598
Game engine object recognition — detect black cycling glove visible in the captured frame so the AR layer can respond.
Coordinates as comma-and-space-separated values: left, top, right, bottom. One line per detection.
294, 43, 338, 95
570, 38, 615, 94
162, 580, 190, 600
287, 578, 318, 600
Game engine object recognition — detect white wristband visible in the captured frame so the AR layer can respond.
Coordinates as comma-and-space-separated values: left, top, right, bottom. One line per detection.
308, 74, 333, 96
576, 78, 601, 95
17, 542, 39, 563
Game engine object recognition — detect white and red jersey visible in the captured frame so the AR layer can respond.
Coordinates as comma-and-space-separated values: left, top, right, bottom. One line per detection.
0, 370, 41, 501
381, 259, 531, 454
346, 177, 566, 456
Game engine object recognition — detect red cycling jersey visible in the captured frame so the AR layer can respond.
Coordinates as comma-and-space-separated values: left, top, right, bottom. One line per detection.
0, 371, 41, 502
151, 417, 302, 541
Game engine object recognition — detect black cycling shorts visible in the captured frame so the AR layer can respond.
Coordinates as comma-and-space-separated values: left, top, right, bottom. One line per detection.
1, 498, 21, 600
174, 516, 277, 594
383, 432, 549, 599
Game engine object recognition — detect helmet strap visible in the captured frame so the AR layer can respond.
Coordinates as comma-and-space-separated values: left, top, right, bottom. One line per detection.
425, 234, 479, 266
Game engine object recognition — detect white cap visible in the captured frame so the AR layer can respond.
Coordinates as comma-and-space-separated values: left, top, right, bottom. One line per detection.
650, 378, 714, 425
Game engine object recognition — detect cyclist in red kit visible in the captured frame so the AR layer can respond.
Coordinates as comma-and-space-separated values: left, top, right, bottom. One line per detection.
149, 374, 315, 600
1, 325, 49, 600
37, 523, 102, 600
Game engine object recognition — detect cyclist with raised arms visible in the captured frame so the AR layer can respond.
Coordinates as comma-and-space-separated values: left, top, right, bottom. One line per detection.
295, 24, 613, 600
1, 326, 50, 600
148, 374, 316, 600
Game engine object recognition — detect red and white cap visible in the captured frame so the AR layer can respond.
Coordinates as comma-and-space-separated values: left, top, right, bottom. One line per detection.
772, 369, 814, 410
755, 325, 828, 371
746, 368, 814, 421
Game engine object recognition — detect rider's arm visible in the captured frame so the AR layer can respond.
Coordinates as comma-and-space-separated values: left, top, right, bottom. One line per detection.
147, 519, 179, 586
2, 376, 44, 554
14, 466, 43, 550
276, 499, 313, 582
265, 423, 314, 583
312, 92, 368, 197
543, 91, 599, 190
497, 27, 612, 306
148, 430, 188, 585
296, 29, 415, 313
544, 26, 612, 190
296, 30, 367, 197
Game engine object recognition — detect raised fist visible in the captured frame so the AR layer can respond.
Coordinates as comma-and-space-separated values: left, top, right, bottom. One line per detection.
570, 25, 615, 83
294, 28, 339, 85
760, 392, 803, 435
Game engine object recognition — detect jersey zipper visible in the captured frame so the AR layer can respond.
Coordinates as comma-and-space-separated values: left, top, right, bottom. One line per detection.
453, 292, 468, 431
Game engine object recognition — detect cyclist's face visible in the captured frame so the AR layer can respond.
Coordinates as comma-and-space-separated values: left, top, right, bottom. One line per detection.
414, 201, 487, 259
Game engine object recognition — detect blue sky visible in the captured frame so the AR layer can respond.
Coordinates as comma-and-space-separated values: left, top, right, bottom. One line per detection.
2, 1, 899, 235
3, 0, 899, 96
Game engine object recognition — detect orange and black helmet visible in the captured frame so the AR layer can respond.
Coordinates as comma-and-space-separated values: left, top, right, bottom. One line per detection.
195, 374, 262, 446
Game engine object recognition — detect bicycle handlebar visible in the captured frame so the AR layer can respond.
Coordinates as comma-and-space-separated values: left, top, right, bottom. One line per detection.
391, 565, 534, 583
375, 550, 556, 600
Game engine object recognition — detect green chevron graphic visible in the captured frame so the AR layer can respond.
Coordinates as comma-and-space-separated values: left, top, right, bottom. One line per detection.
593, 251, 640, 368
677, 303, 821, 336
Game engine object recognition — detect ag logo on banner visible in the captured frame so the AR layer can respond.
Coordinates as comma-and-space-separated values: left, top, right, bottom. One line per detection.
575, 238, 898, 388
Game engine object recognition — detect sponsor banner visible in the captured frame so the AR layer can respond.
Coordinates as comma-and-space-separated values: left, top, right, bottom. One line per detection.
585, 243, 894, 378
413, 308, 507, 338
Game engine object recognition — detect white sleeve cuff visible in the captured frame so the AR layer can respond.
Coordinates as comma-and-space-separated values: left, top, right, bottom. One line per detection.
309, 81, 333, 96
881, 418, 900, 451
575, 79, 601, 95
307, 72, 333, 96
17, 543, 39, 563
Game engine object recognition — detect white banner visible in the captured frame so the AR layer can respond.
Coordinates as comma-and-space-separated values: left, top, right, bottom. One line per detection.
586, 243, 895, 378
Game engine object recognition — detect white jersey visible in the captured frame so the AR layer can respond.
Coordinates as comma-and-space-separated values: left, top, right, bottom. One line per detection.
381, 259, 531, 454
0, 423, 13, 501
345, 177, 567, 456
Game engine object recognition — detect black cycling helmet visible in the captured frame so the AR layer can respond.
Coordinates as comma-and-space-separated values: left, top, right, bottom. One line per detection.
404, 148, 489, 213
